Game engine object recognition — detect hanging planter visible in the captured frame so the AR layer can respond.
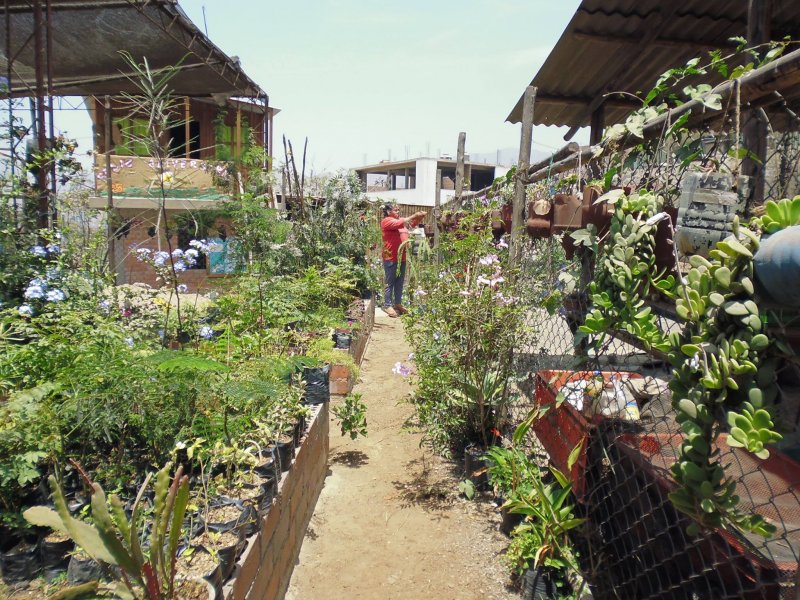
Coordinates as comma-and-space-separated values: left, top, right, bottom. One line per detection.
581, 185, 613, 234
551, 194, 583, 232
526, 199, 553, 239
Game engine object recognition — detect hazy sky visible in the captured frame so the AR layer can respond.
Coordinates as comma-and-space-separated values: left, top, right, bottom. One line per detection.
56, 0, 589, 173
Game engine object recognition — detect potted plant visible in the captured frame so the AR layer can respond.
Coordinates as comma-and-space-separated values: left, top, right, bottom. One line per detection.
504, 467, 585, 600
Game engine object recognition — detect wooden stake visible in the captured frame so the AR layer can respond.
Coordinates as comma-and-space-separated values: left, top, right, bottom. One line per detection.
104, 96, 117, 283
455, 131, 466, 207
184, 96, 190, 158
434, 167, 442, 259
510, 86, 536, 266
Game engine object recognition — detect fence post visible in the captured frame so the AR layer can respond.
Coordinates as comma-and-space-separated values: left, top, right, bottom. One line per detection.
434, 168, 442, 262
455, 131, 466, 208
510, 86, 536, 266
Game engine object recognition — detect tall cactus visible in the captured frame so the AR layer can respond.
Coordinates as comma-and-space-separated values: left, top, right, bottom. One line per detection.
24, 462, 190, 599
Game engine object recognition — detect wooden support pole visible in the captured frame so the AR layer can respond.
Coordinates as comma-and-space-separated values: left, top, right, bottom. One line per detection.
184, 96, 191, 158
434, 167, 442, 258
589, 105, 605, 179
455, 131, 466, 207
236, 106, 242, 158
104, 96, 117, 283
742, 0, 772, 208
510, 86, 536, 266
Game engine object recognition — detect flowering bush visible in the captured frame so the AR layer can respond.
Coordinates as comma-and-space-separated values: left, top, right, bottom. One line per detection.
404, 208, 532, 454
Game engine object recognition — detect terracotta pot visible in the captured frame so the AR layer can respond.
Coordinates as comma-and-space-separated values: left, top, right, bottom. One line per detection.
653, 206, 678, 273
501, 203, 513, 234
552, 194, 583, 231
526, 217, 552, 239
581, 186, 612, 228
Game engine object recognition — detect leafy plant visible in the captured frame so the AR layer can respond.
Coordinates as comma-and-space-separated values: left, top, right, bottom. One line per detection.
24, 461, 190, 599
667, 216, 783, 537
753, 195, 800, 234
332, 392, 368, 440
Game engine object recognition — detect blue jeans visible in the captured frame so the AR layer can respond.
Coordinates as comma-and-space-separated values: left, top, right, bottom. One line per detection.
383, 260, 407, 307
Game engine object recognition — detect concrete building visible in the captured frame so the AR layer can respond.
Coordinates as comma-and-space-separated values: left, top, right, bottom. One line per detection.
355, 157, 509, 208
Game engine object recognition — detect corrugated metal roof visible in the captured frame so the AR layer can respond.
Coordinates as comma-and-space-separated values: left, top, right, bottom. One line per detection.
507, 0, 800, 127
0, 0, 266, 99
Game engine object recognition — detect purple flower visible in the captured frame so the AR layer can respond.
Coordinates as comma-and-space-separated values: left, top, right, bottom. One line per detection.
496, 238, 509, 249
199, 325, 214, 340
392, 362, 412, 377
479, 254, 499, 266
99, 299, 111, 313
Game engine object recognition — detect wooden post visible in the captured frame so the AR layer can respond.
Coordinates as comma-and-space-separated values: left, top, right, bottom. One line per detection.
742, 0, 772, 209
434, 167, 442, 259
455, 131, 466, 207
236, 106, 242, 158
510, 86, 536, 266
184, 97, 191, 158
104, 96, 117, 283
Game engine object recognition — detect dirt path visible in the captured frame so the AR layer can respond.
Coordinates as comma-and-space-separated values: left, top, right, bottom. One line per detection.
286, 312, 518, 600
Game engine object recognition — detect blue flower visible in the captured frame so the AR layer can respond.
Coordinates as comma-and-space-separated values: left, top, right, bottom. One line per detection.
199, 325, 214, 340
24, 285, 45, 300
177, 284, 188, 293
153, 251, 169, 267
99, 299, 111, 312
45, 289, 66, 302
173, 260, 187, 273
18, 304, 33, 317
30, 245, 46, 258
124, 337, 135, 348
46, 243, 60, 255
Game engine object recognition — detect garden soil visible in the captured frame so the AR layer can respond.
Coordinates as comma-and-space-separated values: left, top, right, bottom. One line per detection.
286, 311, 518, 600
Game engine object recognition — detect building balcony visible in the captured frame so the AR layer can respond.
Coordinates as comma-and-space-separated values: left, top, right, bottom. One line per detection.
88, 154, 233, 210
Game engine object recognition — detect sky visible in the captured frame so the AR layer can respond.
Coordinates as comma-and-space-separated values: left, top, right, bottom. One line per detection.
55, 0, 589, 174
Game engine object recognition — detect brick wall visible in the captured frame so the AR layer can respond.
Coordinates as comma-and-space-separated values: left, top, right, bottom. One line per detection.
116, 208, 233, 293
224, 402, 329, 600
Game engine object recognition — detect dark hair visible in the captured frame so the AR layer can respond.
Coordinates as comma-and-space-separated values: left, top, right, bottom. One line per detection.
382, 203, 397, 216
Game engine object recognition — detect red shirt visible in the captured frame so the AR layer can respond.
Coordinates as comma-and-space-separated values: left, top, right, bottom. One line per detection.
381, 216, 411, 262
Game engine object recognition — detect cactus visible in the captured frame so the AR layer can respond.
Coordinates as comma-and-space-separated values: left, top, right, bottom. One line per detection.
24, 461, 190, 599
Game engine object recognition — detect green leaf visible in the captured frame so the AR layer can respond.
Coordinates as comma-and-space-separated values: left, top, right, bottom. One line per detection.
567, 439, 584, 472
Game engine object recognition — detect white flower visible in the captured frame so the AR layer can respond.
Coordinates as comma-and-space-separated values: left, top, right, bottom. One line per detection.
199, 325, 214, 340
496, 238, 509, 249
173, 260, 187, 273
30, 245, 47, 258
18, 304, 33, 317
46, 243, 60, 254
177, 284, 188, 293
413, 289, 427, 297
184, 248, 199, 259
479, 254, 499, 266
99, 299, 111, 312
124, 337, 135, 348
171, 248, 184, 258
45, 289, 66, 302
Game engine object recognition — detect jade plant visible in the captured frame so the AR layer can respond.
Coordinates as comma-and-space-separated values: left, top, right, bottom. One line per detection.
576, 189, 673, 353
667, 215, 782, 536
752, 195, 800, 233
24, 462, 190, 599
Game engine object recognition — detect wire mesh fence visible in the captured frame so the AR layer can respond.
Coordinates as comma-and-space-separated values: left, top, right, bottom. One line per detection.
510, 111, 800, 596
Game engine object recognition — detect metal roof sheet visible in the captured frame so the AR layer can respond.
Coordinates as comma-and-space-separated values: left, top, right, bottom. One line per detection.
507, 0, 800, 127
0, 0, 266, 99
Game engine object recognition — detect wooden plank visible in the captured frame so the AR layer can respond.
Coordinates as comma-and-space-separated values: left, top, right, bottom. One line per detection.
511, 86, 536, 266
